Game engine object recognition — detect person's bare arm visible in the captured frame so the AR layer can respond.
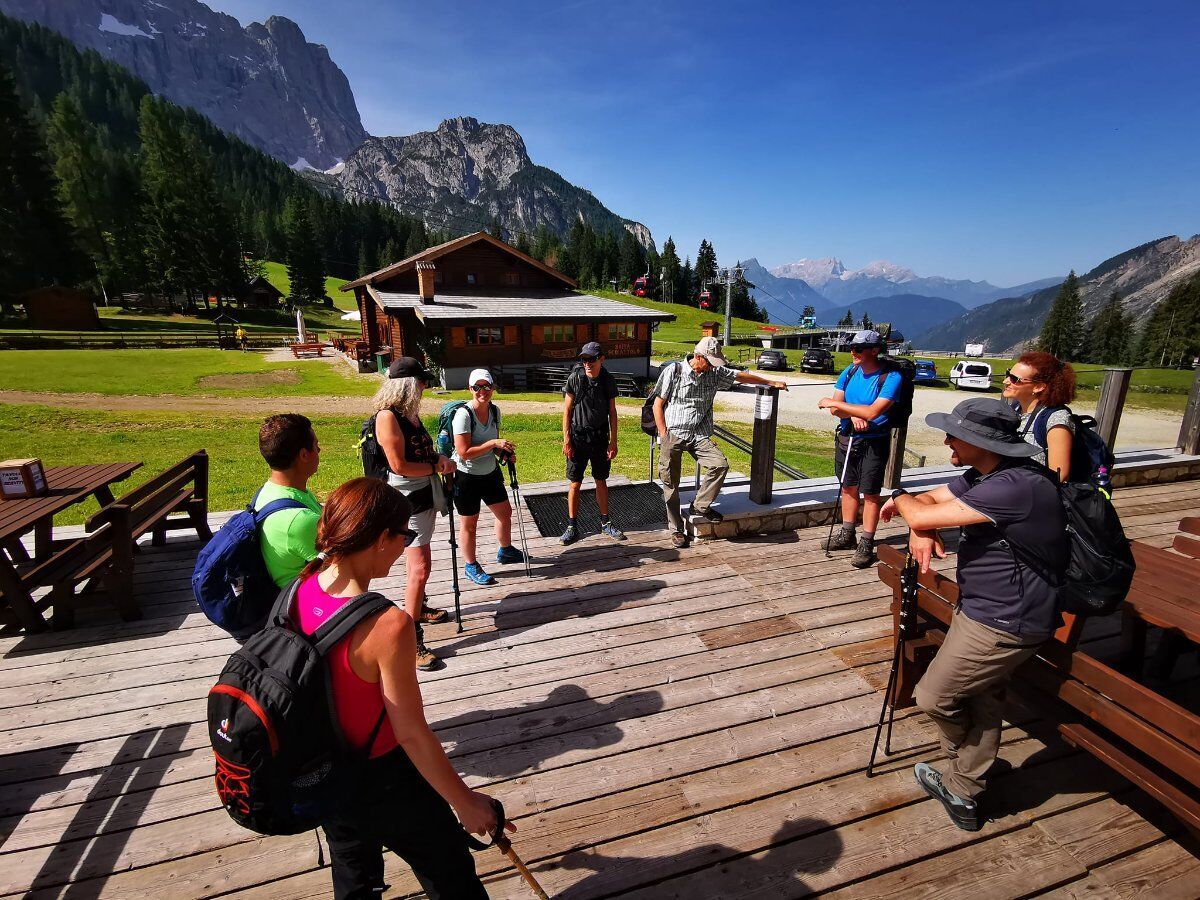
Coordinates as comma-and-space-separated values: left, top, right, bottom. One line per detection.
734, 370, 789, 390
1046, 426, 1072, 482
376, 410, 435, 477
820, 395, 894, 421
893, 493, 990, 531
608, 396, 619, 459
562, 393, 574, 457
879, 485, 955, 522
653, 395, 668, 442
453, 412, 512, 461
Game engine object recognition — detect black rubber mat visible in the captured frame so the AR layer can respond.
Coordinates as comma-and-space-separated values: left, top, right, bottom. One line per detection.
522, 481, 667, 538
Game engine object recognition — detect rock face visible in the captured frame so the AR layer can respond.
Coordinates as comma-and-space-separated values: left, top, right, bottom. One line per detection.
740, 258, 834, 321
916, 235, 1200, 352
338, 117, 653, 248
0, 0, 368, 169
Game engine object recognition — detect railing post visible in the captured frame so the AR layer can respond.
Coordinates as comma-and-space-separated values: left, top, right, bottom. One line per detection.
883, 423, 909, 491
1095, 367, 1133, 450
1178, 364, 1200, 455
750, 386, 779, 504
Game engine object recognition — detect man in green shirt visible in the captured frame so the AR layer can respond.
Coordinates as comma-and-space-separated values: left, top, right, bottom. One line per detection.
254, 414, 322, 586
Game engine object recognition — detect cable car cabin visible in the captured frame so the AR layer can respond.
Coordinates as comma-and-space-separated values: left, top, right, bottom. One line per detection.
699, 290, 713, 310
632, 276, 651, 297
341, 232, 674, 388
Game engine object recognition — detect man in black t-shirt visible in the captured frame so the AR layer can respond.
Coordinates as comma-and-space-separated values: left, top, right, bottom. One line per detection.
880, 397, 1066, 832
560, 341, 626, 545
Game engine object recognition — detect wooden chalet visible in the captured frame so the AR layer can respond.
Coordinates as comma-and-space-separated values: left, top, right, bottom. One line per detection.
21, 286, 100, 330
341, 232, 674, 388
232, 275, 285, 309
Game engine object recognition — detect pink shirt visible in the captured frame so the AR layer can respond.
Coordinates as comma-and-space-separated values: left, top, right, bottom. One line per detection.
296, 575, 398, 759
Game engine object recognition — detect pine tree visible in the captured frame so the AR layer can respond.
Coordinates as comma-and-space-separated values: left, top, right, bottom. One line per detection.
404, 219, 429, 257
618, 229, 642, 287
802, 305, 816, 319
838, 309, 855, 328
859, 312, 874, 330
1134, 272, 1200, 367
1038, 270, 1084, 360
0, 61, 85, 298
659, 237, 681, 304
283, 194, 326, 305
695, 239, 717, 292
680, 257, 695, 308
514, 230, 532, 257
1083, 291, 1131, 364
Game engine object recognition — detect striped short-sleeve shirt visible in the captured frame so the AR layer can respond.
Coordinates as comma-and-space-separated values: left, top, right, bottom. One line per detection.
653, 357, 738, 440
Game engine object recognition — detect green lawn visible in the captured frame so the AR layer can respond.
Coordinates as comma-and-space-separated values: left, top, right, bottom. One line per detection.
0, 404, 835, 524
0, 349, 378, 397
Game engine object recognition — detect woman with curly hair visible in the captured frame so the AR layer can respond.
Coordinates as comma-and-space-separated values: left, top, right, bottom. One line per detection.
371, 357, 456, 671
1002, 351, 1077, 481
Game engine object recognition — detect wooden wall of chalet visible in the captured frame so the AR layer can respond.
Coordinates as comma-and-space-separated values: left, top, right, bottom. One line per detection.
23, 287, 100, 330
441, 321, 651, 368
375, 242, 566, 294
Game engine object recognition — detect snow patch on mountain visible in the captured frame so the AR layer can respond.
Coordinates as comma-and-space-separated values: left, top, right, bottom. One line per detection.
98, 13, 154, 38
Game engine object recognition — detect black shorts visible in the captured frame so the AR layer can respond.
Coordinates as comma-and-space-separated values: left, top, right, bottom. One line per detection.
452, 467, 508, 516
566, 434, 612, 483
834, 434, 889, 496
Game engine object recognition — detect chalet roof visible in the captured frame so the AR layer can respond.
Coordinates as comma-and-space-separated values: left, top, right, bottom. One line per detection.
372, 289, 674, 324
235, 275, 284, 298
340, 231, 576, 291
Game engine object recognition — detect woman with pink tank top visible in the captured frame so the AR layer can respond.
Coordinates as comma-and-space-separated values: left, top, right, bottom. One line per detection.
294, 477, 512, 899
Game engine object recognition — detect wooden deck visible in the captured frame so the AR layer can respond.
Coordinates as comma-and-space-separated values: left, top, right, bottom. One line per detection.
1, 479, 1198, 898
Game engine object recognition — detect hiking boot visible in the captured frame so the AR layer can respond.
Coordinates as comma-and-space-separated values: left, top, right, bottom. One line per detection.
851, 537, 877, 569
692, 505, 723, 523
414, 641, 443, 672
560, 524, 578, 546
821, 526, 857, 551
418, 603, 450, 625
671, 532, 689, 549
600, 521, 627, 541
464, 562, 496, 586
496, 545, 525, 565
914, 762, 979, 831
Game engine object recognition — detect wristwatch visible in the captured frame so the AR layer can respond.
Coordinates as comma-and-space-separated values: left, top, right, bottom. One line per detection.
890, 488, 909, 501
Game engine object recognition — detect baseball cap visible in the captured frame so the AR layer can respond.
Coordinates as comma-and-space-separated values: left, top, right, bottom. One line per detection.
468, 368, 494, 387
579, 341, 603, 359
693, 336, 729, 367
849, 330, 882, 349
387, 356, 435, 382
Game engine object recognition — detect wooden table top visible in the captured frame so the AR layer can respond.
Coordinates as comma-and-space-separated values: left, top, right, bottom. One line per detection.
0, 463, 141, 542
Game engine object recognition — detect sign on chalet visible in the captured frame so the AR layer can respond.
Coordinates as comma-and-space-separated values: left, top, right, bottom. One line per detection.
341, 232, 674, 388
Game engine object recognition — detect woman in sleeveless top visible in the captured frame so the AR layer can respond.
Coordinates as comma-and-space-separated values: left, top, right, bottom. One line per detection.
1002, 351, 1077, 482
296, 477, 510, 899
372, 357, 455, 671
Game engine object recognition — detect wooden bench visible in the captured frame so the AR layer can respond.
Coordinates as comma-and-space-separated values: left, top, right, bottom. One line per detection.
1175, 516, 1200, 559
289, 341, 327, 358
876, 542, 1200, 835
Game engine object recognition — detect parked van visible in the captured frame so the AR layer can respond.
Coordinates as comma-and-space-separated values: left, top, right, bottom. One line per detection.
949, 361, 993, 391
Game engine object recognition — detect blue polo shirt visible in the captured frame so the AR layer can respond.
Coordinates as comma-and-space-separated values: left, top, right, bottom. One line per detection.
835, 364, 901, 437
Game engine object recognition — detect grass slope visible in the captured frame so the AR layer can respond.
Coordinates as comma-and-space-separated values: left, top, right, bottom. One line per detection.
260, 260, 355, 312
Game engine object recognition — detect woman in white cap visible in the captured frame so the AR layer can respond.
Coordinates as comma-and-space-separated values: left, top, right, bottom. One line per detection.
451, 369, 522, 585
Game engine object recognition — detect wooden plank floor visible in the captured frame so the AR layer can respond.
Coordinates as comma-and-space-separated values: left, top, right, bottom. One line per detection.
1, 480, 1198, 898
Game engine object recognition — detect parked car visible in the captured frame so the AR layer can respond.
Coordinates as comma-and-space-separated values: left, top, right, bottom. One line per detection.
801, 348, 836, 374
755, 349, 789, 371
913, 359, 939, 384
949, 361, 993, 391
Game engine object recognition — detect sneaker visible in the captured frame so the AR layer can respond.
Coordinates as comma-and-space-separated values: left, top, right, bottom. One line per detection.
691, 505, 724, 523
496, 545, 525, 565
600, 521, 627, 541
560, 524, 578, 546
464, 562, 496, 586
821, 526, 857, 551
414, 641, 443, 672
914, 762, 979, 831
418, 604, 450, 625
671, 532, 689, 549
851, 537, 877, 569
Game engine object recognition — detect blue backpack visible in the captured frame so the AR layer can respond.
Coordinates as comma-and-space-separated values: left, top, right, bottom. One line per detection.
192, 490, 308, 640
1028, 405, 1116, 490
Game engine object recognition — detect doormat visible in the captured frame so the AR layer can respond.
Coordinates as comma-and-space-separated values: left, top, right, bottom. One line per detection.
522, 482, 667, 538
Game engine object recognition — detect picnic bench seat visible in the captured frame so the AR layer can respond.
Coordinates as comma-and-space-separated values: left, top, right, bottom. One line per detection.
289, 341, 327, 358
1175, 515, 1200, 558
876, 542, 1200, 835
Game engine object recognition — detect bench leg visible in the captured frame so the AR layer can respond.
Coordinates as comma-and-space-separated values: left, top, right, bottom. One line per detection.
0, 559, 47, 633
107, 562, 140, 621
50, 580, 76, 630
151, 525, 167, 547
188, 501, 213, 542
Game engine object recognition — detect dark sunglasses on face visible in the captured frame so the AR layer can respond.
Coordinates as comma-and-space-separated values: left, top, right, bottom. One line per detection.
1004, 370, 1037, 384
849, 344, 872, 352
400, 527, 419, 546
580, 356, 599, 363
472, 383, 493, 391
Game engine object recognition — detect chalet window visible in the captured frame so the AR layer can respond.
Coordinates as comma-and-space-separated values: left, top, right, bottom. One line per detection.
466, 273, 478, 286
504, 271, 520, 286
606, 322, 636, 340
466, 326, 503, 346
541, 324, 576, 344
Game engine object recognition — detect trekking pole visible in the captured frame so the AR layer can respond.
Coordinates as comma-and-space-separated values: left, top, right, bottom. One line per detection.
505, 457, 533, 578
867, 553, 925, 777
825, 425, 855, 559
442, 473, 464, 633
466, 799, 550, 900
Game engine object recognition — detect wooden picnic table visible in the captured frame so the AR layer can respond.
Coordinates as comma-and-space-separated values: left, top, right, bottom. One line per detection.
0, 462, 140, 631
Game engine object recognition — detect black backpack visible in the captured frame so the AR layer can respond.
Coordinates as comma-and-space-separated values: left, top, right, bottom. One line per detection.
1028, 405, 1117, 489
208, 579, 394, 835
844, 356, 916, 427
357, 410, 395, 480
641, 361, 682, 438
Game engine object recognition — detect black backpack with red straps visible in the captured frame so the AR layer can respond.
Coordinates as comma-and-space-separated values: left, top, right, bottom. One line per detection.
208, 579, 393, 835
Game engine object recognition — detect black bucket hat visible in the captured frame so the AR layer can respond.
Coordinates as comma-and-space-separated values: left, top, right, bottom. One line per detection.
925, 398, 1039, 458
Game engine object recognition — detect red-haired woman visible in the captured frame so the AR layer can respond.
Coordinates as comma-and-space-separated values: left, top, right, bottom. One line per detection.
1002, 351, 1077, 481
295, 477, 509, 899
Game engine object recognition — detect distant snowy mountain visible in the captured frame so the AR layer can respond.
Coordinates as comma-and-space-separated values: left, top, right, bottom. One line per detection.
740, 258, 834, 322
818, 294, 969, 342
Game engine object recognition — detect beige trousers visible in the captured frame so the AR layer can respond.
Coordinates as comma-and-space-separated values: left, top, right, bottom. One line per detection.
914, 608, 1045, 799
658, 431, 729, 534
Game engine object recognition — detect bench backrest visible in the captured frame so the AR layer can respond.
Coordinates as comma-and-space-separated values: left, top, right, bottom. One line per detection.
1174, 516, 1200, 559
87, 451, 208, 531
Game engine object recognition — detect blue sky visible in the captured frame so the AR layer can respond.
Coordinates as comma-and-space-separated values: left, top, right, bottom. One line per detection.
205, 0, 1199, 286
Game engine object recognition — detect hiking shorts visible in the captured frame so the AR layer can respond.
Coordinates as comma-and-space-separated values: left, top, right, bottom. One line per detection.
452, 467, 508, 517
834, 434, 889, 496
566, 434, 612, 483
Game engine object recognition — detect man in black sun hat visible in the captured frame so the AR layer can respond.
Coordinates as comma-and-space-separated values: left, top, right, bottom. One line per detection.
880, 397, 1066, 833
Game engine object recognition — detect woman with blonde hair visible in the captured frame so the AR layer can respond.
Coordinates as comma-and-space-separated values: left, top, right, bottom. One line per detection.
1002, 350, 1078, 482
294, 477, 510, 897
372, 357, 455, 671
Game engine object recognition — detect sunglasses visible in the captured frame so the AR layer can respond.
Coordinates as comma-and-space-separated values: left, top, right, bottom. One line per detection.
471, 383, 493, 391
1003, 370, 1038, 385
580, 356, 599, 363
849, 344, 874, 352
399, 527, 419, 547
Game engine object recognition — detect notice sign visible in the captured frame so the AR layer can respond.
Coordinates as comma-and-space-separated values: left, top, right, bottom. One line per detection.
0, 458, 47, 500
754, 393, 774, 421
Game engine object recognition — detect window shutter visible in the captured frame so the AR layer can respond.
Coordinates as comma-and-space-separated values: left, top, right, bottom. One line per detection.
503, 325, 517, 345
637, 323, 649, 340
531, 325, 544, 344
450, 327, 466, 349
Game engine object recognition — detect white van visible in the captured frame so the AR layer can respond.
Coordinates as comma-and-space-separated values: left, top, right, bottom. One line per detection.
949, 361, 993, 391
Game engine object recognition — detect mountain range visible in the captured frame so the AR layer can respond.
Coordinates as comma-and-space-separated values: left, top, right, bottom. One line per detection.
819, 295, 969, 342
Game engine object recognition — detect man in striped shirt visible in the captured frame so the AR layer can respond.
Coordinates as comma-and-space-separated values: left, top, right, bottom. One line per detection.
652, 337, 789, 547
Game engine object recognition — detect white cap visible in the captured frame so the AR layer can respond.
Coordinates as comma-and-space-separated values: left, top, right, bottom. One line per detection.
468, 368, 494, 387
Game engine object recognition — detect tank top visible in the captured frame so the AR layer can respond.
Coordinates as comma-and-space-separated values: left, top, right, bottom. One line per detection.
296, 574, 398, 759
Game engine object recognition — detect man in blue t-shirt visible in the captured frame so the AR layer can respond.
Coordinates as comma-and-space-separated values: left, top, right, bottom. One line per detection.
817, 330, 901, 567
